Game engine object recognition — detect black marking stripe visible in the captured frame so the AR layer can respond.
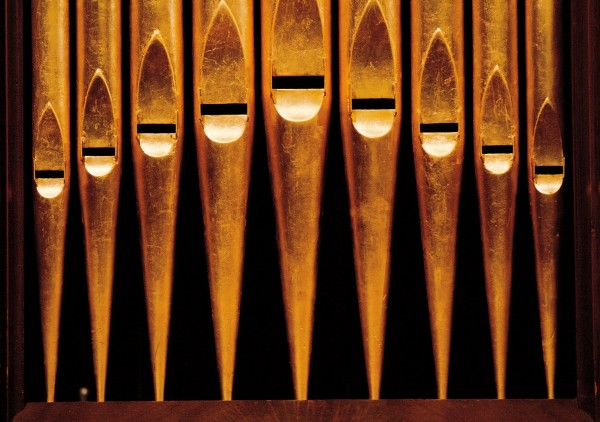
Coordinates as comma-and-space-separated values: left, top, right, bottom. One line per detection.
35, 170, 64, 179
352, 98, 395, 110
535, 165, 564, 175
82, 147, 116, 157
201, 103, 248, 115
420, 122, 459, 133
137, 123, 176, 134
482, 145, 513, 154
272, 75, 324, 89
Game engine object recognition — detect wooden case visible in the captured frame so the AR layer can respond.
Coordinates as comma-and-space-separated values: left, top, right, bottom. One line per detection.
2, 0, 598, 420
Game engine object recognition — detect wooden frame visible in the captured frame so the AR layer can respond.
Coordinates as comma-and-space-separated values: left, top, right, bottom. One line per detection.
3, 0, 598, 420
571, 0, 600, 417
2, 0, 25, 419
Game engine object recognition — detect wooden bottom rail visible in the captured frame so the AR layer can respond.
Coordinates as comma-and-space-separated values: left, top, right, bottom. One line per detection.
14, 399, 591, 421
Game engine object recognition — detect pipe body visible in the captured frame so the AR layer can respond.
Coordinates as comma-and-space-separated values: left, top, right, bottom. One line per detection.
130, 0, 184, 401
261, 0, 332, 400
526, 0, 565, 400
193, 0, 255, 401
339, 0, 401, 400
77, 0, 122, 402
473, 0, 519, 400
32, 0, 71, 403
411, 0, 465, 399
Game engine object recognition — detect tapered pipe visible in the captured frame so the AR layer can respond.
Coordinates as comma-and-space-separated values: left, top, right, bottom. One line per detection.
193, 0, 254, 400
130, 0, 184, 401
411, 0, 464, 399
339, 0, 401, 400
473, 0, 519, 399
32, 0, 70, 403
261, 0, 332, 400
77, 0, 122, 402
526, 0, 564, 400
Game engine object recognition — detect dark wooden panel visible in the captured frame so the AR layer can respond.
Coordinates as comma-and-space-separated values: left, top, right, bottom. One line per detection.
3, 0, 26, 420
13, 400, 593, 422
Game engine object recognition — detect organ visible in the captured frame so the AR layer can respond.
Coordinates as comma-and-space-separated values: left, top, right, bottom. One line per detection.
2, 0, 599, 420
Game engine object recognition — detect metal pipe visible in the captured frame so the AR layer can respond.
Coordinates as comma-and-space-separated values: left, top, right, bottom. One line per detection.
339, 0, 401, 400
76, 0, 122, 402
193, 0, 254, 401
261, 0, 332, 400
411, 0, 464, 399
526, 0, 565, 400
130, 0, 184, 401
31, 0, 71, 403
473, 0, 519, 400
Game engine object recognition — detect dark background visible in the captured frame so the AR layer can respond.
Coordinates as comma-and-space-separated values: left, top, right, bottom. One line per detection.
18, 0, 575, 402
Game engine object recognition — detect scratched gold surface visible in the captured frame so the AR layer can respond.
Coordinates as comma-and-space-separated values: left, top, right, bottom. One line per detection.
194, 0, 254, 401
77, 0, 122, 402
339, 0, 401, 400
411, 0, 464, 400
526, 0, 565, 399
32, 0, 70, 403
262, 0, 332, 400
473, 0, 519, 399
130, 0, 184, 401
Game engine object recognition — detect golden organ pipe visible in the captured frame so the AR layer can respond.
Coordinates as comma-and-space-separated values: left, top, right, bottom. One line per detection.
526, 0, 565, 400
473, 0, 519, 400
411, 0, 465, 399
76, 0, 122, 402
339, 0, 401, 400
193, 0, 255, 401
261, 0, 332, 400
31, 0, 70, 403
130, 0, 184, 401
